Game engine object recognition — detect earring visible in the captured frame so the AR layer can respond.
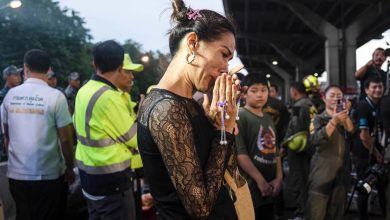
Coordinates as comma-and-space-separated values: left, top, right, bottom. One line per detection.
186, 51, 196, 64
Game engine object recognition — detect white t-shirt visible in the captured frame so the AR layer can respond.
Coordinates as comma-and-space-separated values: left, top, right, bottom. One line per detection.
1, 78, 72, 180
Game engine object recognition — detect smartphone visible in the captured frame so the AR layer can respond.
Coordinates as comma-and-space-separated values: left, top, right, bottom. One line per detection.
336, 98, 346, 113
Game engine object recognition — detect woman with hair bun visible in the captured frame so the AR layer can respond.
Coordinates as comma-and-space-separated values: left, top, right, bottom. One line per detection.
137, 0, 240, 219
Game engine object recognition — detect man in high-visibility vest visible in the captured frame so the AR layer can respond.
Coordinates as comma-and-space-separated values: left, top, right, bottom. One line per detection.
119, 52, 145, 220
118, 53, 144, 170
74, 40, 138, 219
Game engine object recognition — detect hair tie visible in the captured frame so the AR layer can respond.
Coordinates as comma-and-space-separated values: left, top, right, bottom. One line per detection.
187, 7, 202, 21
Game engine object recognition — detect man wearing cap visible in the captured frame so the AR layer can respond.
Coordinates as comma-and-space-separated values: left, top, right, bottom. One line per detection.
65, 72, 81, 114
74, 41, 140, 219
47, 70, 65, 94
283, 82, 314, 219
0, 65, 22, 105
120, 53, 147, 220
0, 65, 22, 161
120, 53, 144, 93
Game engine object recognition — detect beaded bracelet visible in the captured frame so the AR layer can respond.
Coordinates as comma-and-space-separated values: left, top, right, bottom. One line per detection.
217, 98, 241, 145
217, 100, 228, 145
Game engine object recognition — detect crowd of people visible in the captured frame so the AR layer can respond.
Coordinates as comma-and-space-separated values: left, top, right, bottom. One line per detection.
0, 0, 390, 220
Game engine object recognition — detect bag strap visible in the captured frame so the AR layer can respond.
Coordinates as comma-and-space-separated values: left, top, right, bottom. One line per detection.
224, 170, 238, 191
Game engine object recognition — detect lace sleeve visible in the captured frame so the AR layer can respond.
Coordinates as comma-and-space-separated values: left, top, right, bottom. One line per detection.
149, 99, 232, 219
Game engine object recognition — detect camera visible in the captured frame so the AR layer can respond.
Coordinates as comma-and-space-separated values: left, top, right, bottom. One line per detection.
356, 163, 389, 195
336, 98, 346, 113
385, 48, 390, 57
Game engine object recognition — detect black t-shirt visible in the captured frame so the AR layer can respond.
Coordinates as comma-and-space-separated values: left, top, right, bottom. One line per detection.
236, 108, 278, 207
359, 65, 386, 100
353, 97, 381, 159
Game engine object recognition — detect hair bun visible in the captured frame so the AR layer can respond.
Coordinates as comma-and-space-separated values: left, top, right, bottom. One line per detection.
171, 0, 188, 23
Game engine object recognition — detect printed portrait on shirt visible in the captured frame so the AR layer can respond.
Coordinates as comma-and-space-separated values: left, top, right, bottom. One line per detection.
257, 125, 276, 155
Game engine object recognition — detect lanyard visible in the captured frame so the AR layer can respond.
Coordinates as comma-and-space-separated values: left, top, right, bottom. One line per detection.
365, 97, 379, 117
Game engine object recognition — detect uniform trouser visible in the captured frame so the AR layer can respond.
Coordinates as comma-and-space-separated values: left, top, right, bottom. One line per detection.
9, 176, 68, 220
287, 150, 309, 215
86, 188, 135, 220
307, 156, 346, 220
355, 158, 387, 219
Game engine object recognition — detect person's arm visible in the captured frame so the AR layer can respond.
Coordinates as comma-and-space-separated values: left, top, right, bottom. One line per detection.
310, 115, 332, 146
356, 103, 382, 161
100, 92, 137, 148
57, 124, 75, 183
360, 129, 382, 162
237, 154, 272, 197
360, 129, 372, 151
2, 123, 8, 154
1, 97, 9, 154
149, 98, 232, 219
269, 156, 282, 197
355, 60, 373, 79
54, 92, 75, 183
343, 116, 355, 133
325, 109, 349, 137
325, 118, 339, 137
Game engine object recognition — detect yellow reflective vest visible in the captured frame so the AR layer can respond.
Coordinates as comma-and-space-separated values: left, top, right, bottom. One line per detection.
128, 98, 143, 169
74, 80, 138, 175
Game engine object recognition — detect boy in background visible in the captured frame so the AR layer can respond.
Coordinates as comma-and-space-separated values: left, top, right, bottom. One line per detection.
236, 74, 283, 220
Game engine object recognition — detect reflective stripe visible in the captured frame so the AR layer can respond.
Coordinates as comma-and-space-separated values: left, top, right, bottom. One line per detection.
77, 135, 115, 147
77, 123, 137, 148
76, 159, 131, 175
85, 87, 110, 139
75, 86, 137, 148
116, 123, 137, 144
82, 189, 105, 201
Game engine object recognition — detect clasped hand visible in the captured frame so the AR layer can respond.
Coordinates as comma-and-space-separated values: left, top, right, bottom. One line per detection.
203, 65, 244, 133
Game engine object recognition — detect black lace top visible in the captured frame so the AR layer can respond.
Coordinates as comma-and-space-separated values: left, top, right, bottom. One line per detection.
137, 89, 236, 220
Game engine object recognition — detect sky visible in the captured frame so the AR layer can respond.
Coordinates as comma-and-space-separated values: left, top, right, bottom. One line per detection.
57, 0, 225, 53
57, 0, 390, 75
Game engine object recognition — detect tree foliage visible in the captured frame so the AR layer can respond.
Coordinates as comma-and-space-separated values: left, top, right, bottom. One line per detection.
0, 0, 169, 91
123, 39, 169, 101
0, 0, 93, 87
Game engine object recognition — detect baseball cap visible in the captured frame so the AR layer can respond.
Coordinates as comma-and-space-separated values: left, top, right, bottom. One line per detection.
3, 65, 22, 80
47, 70, 57, 79
123, 53, 144, 72
68, 72, 80, 81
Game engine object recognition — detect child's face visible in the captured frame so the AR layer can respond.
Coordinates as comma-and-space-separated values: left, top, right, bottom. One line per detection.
244, 83, 269, 109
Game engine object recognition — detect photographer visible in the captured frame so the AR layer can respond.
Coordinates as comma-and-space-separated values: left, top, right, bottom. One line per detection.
355, 48, 386, 100
353, 77, 386, 219
306, 85, 355, 220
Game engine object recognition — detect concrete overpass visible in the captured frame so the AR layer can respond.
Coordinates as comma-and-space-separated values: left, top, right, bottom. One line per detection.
223, 0, 390, 98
